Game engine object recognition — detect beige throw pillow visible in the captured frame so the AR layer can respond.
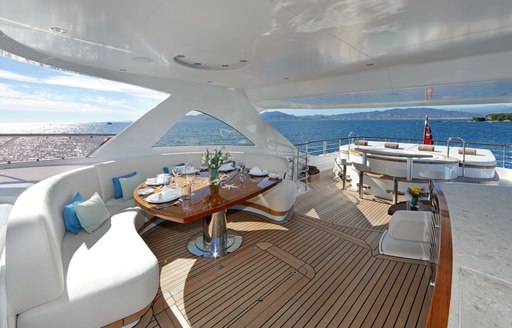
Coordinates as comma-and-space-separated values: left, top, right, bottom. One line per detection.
76, 192, 110, 233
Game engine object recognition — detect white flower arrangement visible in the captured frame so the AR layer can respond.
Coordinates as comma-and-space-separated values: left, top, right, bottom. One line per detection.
202, 147, 231, 170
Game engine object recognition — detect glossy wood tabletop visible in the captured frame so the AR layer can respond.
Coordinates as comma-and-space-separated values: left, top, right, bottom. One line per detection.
133, 170, 281, 224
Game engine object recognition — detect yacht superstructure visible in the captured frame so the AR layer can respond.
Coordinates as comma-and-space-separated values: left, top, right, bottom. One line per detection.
1, 1, 512, 327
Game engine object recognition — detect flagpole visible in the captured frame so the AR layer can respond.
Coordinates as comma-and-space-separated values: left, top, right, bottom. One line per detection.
423, 116, 428, 144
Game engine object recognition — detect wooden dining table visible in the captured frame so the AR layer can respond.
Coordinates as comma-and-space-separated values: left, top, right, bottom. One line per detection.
133, 170, 281, 258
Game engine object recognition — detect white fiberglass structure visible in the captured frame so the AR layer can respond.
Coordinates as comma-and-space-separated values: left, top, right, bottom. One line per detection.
2, 1, 512, 328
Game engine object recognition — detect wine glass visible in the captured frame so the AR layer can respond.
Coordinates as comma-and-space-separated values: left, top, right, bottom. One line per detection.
239, 160, 246, 177
172, 166, 181, 188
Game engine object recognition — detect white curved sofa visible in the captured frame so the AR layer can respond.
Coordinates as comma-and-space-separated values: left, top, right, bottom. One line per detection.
5, 166, 159, 328
5, 152, 296, 328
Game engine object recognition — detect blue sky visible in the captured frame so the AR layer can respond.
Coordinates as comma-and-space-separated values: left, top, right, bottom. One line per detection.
0, 55, 168, 123
0, 54, 378, 123
1, 53, 510, 123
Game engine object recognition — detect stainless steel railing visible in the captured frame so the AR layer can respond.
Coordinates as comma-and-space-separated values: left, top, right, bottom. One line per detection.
1, 133, 511, 173
0, 134, 114, 164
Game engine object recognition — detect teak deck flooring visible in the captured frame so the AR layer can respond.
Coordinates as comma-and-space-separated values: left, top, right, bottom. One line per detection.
136, 172, 432, 328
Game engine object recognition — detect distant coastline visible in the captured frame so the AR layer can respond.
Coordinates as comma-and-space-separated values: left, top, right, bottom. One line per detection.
259, 107, 512, 121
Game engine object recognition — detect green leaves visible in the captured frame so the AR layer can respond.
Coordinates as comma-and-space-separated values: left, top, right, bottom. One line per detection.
203, 146, 231, 169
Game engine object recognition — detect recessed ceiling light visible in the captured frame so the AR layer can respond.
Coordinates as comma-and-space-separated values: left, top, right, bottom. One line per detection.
49, 27, 66, 34
207, 81, 213, 83
366, 63, 375, 67
283, 77, 289, 80
119, 68, 127, 72
173, 55, 250, 71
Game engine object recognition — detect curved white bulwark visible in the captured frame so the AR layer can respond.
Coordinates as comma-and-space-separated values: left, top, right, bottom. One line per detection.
339, 141, 497, 200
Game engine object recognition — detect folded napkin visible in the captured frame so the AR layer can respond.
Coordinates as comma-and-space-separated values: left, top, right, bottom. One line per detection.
249, 167, 268, 175
219, 162, 234, 171
161, 187, 179, 197
153, 187, 181, 201
157, 173, 170, 184
146, 178, 157, 184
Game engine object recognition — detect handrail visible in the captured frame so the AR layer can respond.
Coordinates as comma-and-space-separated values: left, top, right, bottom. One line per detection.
293, 135, 512, 168
0, 133, 116, 137
426, 186, 453, 328
446, 136, 466, 177
1, 133, 510, 169
0, 134, 114, 164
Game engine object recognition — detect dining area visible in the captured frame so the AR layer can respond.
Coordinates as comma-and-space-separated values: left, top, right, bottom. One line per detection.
133, 161, 283, 258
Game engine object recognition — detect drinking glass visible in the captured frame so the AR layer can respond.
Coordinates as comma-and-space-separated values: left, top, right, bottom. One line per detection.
186, 164, 196, 198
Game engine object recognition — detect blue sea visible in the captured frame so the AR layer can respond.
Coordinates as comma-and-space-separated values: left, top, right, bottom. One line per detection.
1, 119, 511, 145
1, 119, 511, 166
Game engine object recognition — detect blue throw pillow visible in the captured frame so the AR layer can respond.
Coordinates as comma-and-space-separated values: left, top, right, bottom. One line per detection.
112, 172, 136, 199
63, 192, 84, 234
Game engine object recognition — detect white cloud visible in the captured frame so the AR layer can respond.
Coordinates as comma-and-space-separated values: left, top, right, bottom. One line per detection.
0, 69, 38, 83
0, 68, 168, 101
41, 72, 168, 100
0, 82, 159, 122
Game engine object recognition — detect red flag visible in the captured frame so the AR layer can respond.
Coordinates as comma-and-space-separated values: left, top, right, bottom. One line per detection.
423, 116, 433, 144
424, 86, 433, 100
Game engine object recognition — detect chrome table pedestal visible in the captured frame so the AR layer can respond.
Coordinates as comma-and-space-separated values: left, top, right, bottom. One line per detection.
187, 209, 242, 258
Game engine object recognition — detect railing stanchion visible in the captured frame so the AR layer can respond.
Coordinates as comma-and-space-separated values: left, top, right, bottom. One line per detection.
503, 146, 506, 168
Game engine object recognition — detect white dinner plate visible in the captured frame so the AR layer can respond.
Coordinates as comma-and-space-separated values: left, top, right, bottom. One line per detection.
250, 172, 268, 177
137, 187, 154, 196
268, 173, 280, 179
146, 189, 182, 204
219, 166, 236, 172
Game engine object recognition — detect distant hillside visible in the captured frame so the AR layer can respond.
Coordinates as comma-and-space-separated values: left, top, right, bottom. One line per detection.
260, 107, 479, 120
259, 111, 301, 120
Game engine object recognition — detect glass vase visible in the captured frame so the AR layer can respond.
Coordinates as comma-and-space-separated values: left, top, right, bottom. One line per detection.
409, 196, 420, 210
209, 168, 220, 185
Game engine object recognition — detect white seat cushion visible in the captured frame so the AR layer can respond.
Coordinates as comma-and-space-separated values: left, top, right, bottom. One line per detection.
379, 230, 431, 261
17, 210, 158, 328
105, 197, 140, 217
388, 210, 431, 242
